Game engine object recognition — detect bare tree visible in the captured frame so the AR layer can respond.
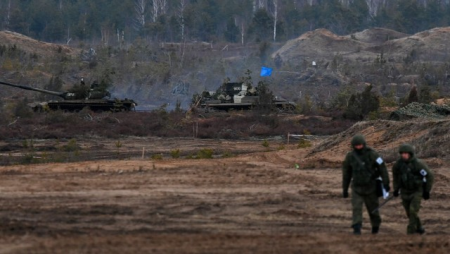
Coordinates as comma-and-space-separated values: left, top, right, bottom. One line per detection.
160, 0, 168, 16
135, 0, 147, 30
253, 0, 268, 12
66, 27, 72, 45
152, 0, 159, 22
273, 0, 278, 42
101, 26, 110, 46
5, 0, 11, 29
235, 16, 246, 45
117, 30, 125, 48
365, 0, 388, 17
179, 0, 186, 41
152, 0, 168, 22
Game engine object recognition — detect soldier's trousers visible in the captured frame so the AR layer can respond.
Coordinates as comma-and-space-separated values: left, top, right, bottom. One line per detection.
401, 191, 423, 234
351, 190, 381, 227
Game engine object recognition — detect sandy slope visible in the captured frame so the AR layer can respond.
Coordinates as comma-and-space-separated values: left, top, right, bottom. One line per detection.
273, 27, 450, 63
0, 30, 80, 58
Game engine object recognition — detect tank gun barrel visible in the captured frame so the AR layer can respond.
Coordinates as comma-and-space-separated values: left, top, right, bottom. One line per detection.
0, 80, 66, 98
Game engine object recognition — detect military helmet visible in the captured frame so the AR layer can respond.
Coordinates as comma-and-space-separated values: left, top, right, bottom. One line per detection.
351, 134, 366, 146
399, 144, 415, 156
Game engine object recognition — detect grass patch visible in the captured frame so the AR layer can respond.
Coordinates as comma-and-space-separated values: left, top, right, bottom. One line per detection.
170, 149, 181, 159
151, 154, 163, 160
297, 138, 312, 149
196, 149, 214, 159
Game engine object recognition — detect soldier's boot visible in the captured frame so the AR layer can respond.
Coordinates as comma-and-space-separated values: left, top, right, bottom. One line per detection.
352, 224, 362, 235
371, 226, 379, 234
416, 228, 425, 235
407, 224, 416, 235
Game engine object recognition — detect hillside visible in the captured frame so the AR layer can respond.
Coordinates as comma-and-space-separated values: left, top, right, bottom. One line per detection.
377, 27, 450, 62
0, 30, 80, 58
347, 27, 408, 44
273, 28, 369, 62
304, 119, 450, 168
273, 27, 450, 64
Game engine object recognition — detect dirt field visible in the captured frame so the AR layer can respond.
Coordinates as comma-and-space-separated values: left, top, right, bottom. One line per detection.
0, 138, 449, 254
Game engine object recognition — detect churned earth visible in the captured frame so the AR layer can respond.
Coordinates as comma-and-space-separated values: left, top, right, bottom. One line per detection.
0, 132, 449, 253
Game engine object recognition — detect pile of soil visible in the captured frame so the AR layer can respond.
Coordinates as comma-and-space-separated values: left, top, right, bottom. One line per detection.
348, 27, 408, 44
274, 27, 450, 64
0, 30, 80, 58
273, 29, 366, 62
305, 119, 450, 168
379, 27, 450, 61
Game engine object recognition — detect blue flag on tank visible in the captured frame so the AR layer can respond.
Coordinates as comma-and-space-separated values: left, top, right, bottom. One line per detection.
260, 66, 273, 77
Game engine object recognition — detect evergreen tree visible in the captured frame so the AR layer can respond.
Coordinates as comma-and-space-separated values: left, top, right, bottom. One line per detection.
419, 85, 433, 103
344, 85, 380, 120
224, 18, 239, 43
248, 9, 274, 42
407, 86, 419, 104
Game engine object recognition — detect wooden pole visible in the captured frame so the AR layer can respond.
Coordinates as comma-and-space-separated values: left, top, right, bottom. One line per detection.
142, 147, 145, 159
287, 133, 290, 145
196, 121, 199, 138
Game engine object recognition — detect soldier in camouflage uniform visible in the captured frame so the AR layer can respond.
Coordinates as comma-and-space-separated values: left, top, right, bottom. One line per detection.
342, 135, 390, 235
392, 144, 434, 235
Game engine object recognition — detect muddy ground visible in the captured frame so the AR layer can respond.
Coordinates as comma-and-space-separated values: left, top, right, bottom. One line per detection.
0, 137, 449, 253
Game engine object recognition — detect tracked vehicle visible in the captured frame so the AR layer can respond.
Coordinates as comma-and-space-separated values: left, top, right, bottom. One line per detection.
0, 80, 137, 112
193, 82, 296, 112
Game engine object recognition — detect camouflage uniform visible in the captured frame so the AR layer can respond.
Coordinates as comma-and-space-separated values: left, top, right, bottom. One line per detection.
392, 144, 434, 235
342, 135, 390, 234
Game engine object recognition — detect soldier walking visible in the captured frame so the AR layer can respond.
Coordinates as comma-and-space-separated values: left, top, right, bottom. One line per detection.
342, 135, 390, 235
392, 144, 434, 235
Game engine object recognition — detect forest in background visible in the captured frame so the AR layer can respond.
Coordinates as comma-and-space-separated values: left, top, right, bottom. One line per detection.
1, 0, 450, 45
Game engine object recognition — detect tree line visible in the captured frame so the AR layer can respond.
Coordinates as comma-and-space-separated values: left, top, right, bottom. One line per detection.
1, 0, 450, 45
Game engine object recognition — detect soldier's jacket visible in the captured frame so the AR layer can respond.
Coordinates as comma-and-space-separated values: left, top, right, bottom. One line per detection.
343, 147, 390, 195
393, 145, 434, 195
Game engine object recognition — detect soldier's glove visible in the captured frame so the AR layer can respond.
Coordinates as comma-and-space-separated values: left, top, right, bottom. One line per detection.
423, 191, 430, 200
384, 184, 390, 193
393, 189, 399, 197
343, 190, 349, 198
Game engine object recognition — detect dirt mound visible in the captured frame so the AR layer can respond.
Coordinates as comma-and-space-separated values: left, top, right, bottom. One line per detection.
375, 27, 450, 61
274, 27, 450, 64
273, 28, 366, 62
348, 27, 408, 44
305, 119, 449, 167
436, 98, 450, 105
0, 30, 80, 58
390, 102, 450, 120
289, 67, 347, 86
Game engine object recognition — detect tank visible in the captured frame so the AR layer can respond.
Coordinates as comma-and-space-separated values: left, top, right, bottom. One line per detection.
0, 80, 137, 112
193, 82, 296, 112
